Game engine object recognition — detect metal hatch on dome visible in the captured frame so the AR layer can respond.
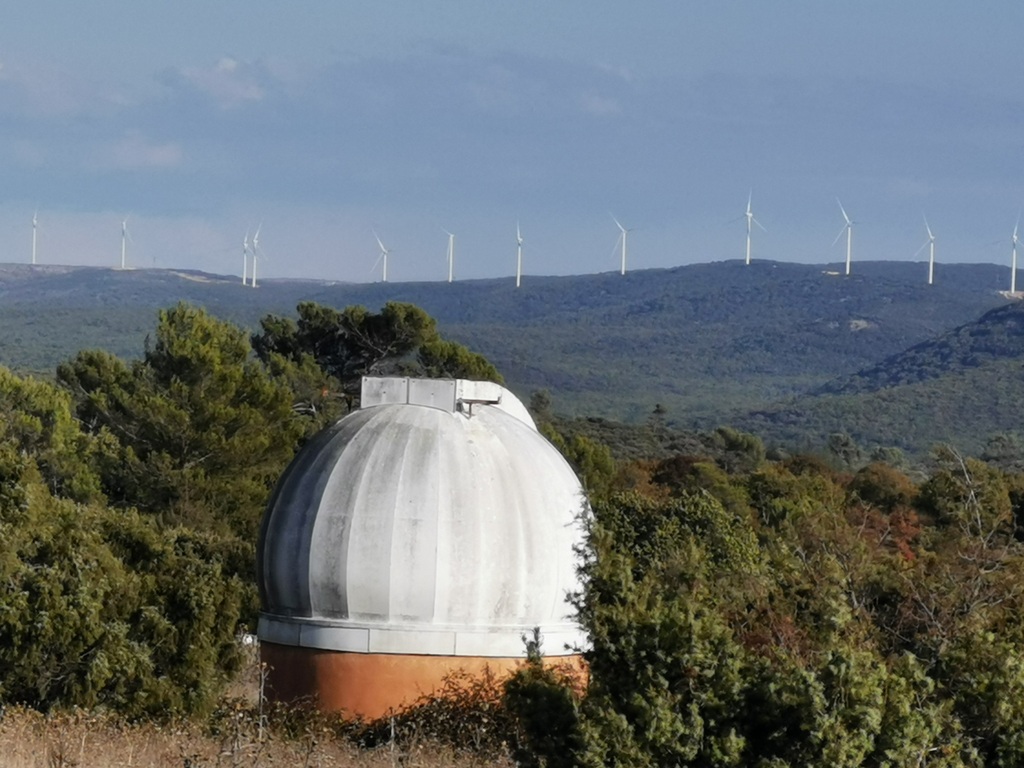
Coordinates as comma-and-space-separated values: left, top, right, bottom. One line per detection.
360, 376, 502, 415
454, 380, 502, 417
359, 376, 537, 429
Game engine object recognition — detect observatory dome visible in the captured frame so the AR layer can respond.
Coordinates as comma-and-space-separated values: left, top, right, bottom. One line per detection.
256, 377, 586, 714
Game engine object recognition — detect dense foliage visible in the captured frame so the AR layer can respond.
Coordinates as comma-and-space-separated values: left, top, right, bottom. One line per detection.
0, 299, 495, 717
509, 424, 1024, 766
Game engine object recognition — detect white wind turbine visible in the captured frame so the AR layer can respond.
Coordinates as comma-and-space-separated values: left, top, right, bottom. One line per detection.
242, 230, 250, 285
744, 192, 766, 265
612, 215, 632, 275
1011, 217, 1021, 294
915, 216, 936, 286
250, 222, 263, 287
515, 221, 523, 288
31, 211, 38, 265
120, 217, 132, 269
833, 199, 854, 276
444, 229, 455, 283
373, 231, 390, 283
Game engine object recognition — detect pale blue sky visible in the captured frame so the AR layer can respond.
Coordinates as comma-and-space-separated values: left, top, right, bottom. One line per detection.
1, 2, 1023, 282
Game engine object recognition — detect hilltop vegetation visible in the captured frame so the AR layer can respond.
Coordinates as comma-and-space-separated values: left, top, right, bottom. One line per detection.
739, 301, 1024, 456
0, 260, 1010, 431
819, 301, 1024, 396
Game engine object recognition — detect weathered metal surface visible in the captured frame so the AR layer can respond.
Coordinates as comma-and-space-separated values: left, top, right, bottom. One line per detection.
258, 377, 586, 657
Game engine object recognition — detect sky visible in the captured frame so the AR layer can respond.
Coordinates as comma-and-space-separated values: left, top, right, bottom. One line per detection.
2, 2, 1024, 283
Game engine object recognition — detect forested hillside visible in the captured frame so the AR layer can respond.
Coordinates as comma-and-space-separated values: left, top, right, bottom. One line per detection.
739, 301, 1024, 456
0, 259, 1013, 453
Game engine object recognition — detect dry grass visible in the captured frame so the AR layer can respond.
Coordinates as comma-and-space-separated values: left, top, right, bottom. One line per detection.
0, 706, 513, 768
0, 647, 514, 768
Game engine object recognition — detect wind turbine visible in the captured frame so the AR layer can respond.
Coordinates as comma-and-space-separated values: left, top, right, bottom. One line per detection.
373, 231, 390, 283
833, 199, 854, 276
744, 192, 766, 265
120, 217, 132, 269
242, 230, 250, 286
250, 222, 263, 287
915, 216, 936, 286
31, 211, 38, 266
612, 215, 631, 275
515, 221, 523, 288
444, 229, 455, 283
1011, 217, 1021, 294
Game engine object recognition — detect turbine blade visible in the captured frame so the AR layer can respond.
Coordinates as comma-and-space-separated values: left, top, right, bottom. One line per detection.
837, 198, 850, 224
609, 233, 623, 261
832, 224, 849, 247
612, 214, 625, 233
914, 240, 930, 257
752, 216, 767, 233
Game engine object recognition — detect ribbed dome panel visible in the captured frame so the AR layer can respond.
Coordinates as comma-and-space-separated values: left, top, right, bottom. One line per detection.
257, 379, 586, 657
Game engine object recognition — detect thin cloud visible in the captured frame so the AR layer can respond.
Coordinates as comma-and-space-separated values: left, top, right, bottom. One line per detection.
170, 57, 268, 107
578, 92, 620, 116
87, 132, 184, 171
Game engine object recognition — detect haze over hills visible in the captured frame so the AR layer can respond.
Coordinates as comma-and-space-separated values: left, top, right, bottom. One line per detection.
0, 259, 1017, 455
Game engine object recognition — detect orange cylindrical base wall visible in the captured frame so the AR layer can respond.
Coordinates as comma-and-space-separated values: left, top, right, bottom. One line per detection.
260, 642, 584, 720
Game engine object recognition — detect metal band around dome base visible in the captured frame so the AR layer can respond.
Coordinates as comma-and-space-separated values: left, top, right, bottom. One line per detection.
257, 614, 586, 658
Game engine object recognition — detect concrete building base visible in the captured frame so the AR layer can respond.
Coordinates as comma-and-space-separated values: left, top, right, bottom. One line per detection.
260, 641, 583, 720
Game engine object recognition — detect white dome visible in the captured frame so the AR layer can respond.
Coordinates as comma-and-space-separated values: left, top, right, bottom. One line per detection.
257, 377, 587, 657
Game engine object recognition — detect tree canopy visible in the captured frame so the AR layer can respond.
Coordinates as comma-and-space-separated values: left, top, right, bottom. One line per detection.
1, 299, 504, 717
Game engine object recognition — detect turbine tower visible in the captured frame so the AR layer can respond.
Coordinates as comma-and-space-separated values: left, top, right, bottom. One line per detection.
120, 217, 130, 269
915, 216, 936, 286
516, 222, 523, 288
242, 231, 250, 285
744, 192, 766, 265
833, 199, 853, 276
373, 231, 390, 283
444, 229, 455, 283
612, 215, 631, 275
31, 211, 38, 266
1012, 218, 1020, 294
251, 223, 262, 288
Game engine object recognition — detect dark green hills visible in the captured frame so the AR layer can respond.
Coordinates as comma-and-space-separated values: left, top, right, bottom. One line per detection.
820, 300, 1024, 396
0, 258, 1018, 455
740, 300, 1024, 456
